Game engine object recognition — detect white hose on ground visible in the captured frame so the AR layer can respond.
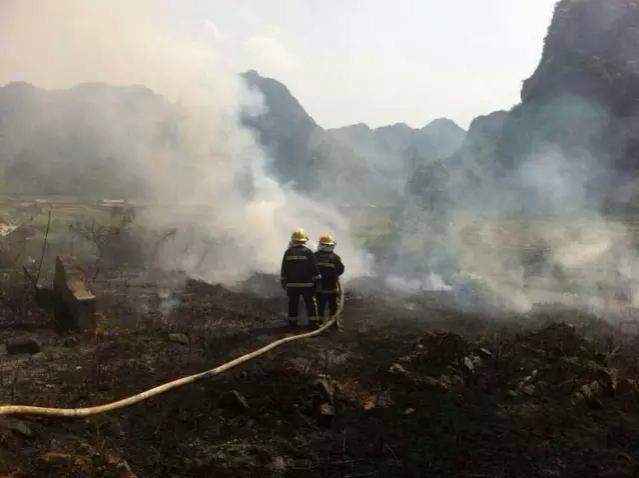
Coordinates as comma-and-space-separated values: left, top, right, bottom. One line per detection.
0, 283, 345, 418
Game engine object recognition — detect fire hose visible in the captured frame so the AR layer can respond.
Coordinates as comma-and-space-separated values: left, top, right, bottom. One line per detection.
0, 283, 344, 418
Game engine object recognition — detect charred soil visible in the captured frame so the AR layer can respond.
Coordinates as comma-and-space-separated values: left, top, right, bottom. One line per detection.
0, 274, 638, 477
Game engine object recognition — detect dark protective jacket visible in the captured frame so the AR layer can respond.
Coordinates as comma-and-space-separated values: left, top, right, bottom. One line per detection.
280, 244, 321, 289
313, 250, 345, 293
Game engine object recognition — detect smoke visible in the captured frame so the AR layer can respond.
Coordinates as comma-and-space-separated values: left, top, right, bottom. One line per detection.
384, 90, 639, 317
3, 0, 635, 319
0, 0, 372, 285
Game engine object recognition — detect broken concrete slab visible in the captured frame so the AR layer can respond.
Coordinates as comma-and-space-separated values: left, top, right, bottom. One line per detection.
53, 256, 96, 333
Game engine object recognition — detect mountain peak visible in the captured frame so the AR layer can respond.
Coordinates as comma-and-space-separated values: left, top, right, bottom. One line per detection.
421, 117, 462, 131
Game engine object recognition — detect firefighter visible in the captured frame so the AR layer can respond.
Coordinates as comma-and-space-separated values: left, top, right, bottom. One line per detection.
314, 233, 345, 324
280, 228, 322, 329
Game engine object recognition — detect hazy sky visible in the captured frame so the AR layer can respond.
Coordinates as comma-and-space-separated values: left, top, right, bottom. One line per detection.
171, 1, 557, 130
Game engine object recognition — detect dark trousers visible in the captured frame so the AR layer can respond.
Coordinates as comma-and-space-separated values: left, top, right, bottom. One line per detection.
287, 288, 318, 320
317, 292, 339, 319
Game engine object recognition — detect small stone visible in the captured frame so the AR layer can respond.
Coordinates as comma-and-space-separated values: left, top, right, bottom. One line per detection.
375, 394, 393, 409
312, 375, 335, 406
462, 356, 475, 373
404, 408, 416, 415
521, 385, 536, 397
470, 355, 484, 368
422, 376, 450, 393
577, 384, 604, 410
104, 454, 137, 477
6, 337, 41, 355
389, 363, 407, 376
0, 418, 33, 438
438, 375, 453, 390
270, 456, 287, 472
506, 390, 519, 399
362, 396, 376, 411
589, 381, 602, 397
219, 390, 249, 413
167, 333, 190, 346
477, 348, 493, 359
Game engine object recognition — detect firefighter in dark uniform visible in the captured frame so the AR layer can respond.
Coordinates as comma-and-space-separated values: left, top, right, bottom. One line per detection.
314, 233, 345, 324
280, 228, 321, 329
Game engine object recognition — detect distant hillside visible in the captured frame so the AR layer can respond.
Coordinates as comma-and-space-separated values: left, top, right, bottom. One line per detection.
325, 118, 465, 168
0, 82, 173, 197
240, 70, 466, 205
490, 0, 639, 213
0, 72, 466, 204
408, 110, 508, 209
241, 70, 322, 187
3, 0, 636, 217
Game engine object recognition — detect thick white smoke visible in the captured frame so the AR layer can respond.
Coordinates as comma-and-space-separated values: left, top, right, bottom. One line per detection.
382, 92, 639, 318
0, 0, 373, 285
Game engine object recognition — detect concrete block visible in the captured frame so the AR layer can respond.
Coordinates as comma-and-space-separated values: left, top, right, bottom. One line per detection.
53, 255, 96, 333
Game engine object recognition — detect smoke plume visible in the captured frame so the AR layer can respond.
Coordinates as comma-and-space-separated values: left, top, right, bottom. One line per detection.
385, 92, 639, 317
0, 0, 372, 285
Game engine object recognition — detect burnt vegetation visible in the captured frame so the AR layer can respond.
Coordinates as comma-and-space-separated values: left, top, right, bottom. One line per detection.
1, 268, 639, 477
3, 0, 639, 477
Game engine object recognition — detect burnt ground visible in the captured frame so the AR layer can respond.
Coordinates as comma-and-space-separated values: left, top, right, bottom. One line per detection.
0, 272, 638, 477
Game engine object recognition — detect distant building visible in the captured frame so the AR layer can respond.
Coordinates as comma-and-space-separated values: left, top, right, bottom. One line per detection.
99, 199, 127, 206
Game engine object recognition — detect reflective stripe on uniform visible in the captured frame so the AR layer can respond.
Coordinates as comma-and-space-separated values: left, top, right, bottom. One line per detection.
317, 262, 335, 268
318, 288, 338, 294
286, 255, 308, 260
287, 282, 314, 287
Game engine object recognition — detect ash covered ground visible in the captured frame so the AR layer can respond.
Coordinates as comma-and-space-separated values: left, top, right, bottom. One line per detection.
0, 269, 638, 477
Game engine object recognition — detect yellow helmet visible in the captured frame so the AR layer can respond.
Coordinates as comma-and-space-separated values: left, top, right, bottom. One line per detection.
318, 233, 335, 246
291, 228, 308, 242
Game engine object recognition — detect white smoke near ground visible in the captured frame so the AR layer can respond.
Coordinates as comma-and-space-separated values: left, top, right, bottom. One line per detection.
0, 0, 373, 286
384, 93, 639, 318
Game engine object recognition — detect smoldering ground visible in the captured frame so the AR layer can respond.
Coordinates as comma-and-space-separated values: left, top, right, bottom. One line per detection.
0, 0, 373, 287
384, 92, 639, 319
